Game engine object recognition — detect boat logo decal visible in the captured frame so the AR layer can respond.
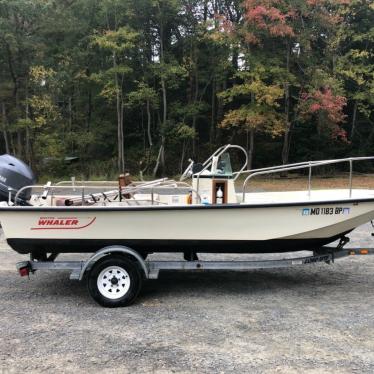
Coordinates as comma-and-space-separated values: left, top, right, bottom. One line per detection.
31, 216, 96, 230
302, 207, 350, 216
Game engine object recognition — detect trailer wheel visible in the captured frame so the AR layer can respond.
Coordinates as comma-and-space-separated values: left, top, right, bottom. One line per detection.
87, 255, 142, 307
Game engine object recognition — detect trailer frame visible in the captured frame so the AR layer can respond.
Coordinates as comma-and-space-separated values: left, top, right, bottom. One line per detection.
15, 243, 374, 307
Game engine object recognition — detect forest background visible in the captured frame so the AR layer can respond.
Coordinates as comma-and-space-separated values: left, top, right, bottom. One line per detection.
0, 0, 373, 180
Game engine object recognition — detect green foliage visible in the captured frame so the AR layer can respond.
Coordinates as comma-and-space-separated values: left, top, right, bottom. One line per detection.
334, 0, 374, 124
176, 123, 196, 140
93, 27, 139, 53
219, 67, 285, 136
152, 62, 188, 90
127, 82, 159, 109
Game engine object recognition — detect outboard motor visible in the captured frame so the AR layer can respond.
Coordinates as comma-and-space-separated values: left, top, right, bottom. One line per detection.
0, 155, 36, 205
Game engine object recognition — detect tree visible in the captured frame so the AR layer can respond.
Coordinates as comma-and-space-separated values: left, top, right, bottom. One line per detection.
243, 0, 349, 165
335, 0, 374, 142
127, 81, 159, 174
0, 0, 52, 159
93, 26, 139, 173
219, 67, 285, 169
298, 87, 347, 141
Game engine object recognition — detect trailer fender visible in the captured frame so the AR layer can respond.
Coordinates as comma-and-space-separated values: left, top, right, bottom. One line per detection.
79, 245, 149, 280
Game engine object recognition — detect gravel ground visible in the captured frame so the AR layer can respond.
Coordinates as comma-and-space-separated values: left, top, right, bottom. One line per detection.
0, 225, 374, 373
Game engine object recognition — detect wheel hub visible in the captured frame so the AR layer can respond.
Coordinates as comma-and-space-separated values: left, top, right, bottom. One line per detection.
97, 266, 130, 299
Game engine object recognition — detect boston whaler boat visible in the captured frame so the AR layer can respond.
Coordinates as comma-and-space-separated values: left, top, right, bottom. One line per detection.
0, 145, 373, 307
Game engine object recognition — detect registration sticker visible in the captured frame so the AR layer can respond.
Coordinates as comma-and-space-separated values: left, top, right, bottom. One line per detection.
302, 208, 310, 216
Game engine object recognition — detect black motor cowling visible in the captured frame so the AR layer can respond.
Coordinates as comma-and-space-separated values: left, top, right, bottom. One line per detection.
0, 155, 36, 204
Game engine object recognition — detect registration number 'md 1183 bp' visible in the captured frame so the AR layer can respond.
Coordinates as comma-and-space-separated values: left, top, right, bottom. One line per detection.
302, 207, 350, 216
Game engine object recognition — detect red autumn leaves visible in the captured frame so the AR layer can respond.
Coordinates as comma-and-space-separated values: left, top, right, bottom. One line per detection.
245, 0, 295, 38
300, 88, 348, 141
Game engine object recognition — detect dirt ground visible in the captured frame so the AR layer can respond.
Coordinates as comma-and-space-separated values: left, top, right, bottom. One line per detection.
241, 173, 374, 192
0, 225, 373, 373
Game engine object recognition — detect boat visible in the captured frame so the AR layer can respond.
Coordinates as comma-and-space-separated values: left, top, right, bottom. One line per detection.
0, 144, 374, 259
3, 144, 374, 307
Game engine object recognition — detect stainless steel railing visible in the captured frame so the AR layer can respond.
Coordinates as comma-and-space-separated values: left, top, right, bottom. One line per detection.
181, 144, 248, 179
241, 156, 374, 202
14, 178, 201, 206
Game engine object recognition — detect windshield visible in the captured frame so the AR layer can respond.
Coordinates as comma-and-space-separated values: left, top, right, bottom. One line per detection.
215, 153, 233, 176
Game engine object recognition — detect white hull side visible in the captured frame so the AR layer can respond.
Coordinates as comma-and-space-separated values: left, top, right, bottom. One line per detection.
0, 199, 374, 253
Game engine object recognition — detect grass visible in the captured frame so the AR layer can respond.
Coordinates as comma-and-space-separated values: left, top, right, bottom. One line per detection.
239, 173, 374, 192
38, 171, 374, 193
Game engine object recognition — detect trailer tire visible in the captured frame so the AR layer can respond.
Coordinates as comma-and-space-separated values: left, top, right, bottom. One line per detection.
87, 255, 142, 307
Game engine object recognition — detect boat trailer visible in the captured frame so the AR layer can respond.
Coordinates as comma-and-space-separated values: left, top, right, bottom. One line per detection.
15, 242, 374, 307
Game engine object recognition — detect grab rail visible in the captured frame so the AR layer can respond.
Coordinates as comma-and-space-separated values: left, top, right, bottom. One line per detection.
14, 179, 200, 206
242, 156, 374, 202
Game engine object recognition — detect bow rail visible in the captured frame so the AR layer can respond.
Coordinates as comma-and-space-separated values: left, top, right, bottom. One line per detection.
242, 156, 374, 202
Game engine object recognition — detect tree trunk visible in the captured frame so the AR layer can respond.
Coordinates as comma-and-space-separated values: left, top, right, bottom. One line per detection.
247, 93, 256, 170
216, 80, 226, 145
4, 42, 17, 156
25, 127, 31, 165
246, 128, 254, 170
203, 0, 208, 21
281, 43, 291, 166
86, 69, 92, 132
152, 78, 167, 177
365, 120, 374, 151
160, 77, 167, 175
1, 103, 10, 154
67, 95, 73, 150
10, 135, 15, 156
192, 61, 199, 158
180, 140, 186, 175
17, 132, 22, 158
210, 79, 216, 147
120, 102, 125, 172
9, 51, 22, 158
25, 80, 32, 166
141, 108, 145, 151
116, 82, 122, 172
153, 12, 167, 176
146, 99, 152, 148
153, 143, 164, 177
15, 89, 22, 159
351, 100, 358, 139
114, 51, 124, 173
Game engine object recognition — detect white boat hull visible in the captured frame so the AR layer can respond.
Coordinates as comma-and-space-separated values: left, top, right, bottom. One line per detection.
1, 194, 374, 255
